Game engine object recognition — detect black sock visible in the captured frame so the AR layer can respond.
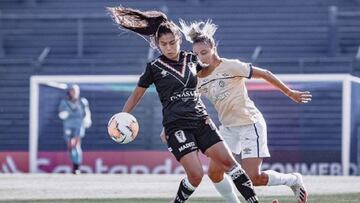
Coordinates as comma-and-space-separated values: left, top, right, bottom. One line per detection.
72, 163, 79, 174
174, 178, 196, 203
226, 165, 258, 203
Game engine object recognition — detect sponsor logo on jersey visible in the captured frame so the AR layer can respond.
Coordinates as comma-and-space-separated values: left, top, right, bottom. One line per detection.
178, 142, 196, 152
210, 91, 230, 103
170, 88, 198, 102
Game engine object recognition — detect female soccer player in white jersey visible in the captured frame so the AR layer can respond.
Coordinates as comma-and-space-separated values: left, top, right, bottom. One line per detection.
108, 7, 260, 203
180, 20, 311, 203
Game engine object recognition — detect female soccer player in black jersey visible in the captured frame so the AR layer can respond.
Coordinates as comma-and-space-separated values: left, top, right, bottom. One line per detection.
108, 7, 259, 203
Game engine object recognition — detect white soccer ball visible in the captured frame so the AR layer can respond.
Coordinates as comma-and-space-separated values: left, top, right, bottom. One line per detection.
107, 112, 139, 144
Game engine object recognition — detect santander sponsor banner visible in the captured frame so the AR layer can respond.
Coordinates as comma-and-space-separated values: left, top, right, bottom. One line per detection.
1, 151, 360, 175
0, 151, 209, 174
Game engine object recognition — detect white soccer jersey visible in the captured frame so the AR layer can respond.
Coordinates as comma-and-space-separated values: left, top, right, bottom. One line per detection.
198, 58, 262, 126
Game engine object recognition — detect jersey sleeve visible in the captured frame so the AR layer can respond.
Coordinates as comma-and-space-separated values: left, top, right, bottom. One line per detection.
229, 59, 253, 79
137, 63, 153, 88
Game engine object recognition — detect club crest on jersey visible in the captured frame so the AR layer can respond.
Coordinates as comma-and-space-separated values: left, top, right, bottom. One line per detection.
219, 80, 225, 87
188, 62, 197, 75
174, 130, 186, 143
222, 73, 230, 77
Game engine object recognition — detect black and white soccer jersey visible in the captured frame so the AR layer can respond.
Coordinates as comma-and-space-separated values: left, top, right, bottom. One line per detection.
138, 51, 207, 126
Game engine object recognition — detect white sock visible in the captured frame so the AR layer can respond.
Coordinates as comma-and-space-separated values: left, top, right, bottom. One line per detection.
264, 170, 297, 187
183, 177, 196, 191
213, 176, 241, 203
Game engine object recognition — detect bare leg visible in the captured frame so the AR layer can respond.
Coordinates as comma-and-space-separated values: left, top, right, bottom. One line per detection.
68, 137, 82, 174
205, 142, 258, 203
242, 158, 268, 186
172, 151, 203, 203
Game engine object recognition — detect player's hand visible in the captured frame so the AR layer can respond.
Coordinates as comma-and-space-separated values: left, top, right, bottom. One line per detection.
287, 90, 312, 104
58, 111, 69, 120
160, 129, 168, 144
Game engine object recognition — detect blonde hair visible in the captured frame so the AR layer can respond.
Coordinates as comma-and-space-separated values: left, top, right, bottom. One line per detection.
179, 19, 217, 46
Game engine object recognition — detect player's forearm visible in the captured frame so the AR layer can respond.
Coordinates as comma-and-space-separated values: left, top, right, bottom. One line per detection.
264, 72, 291, 96
122, 97, 137, 113
122, 87, 146, 113
253, 67, 292, 96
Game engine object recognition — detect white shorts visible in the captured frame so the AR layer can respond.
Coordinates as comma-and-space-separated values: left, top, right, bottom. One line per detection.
219, 116, 270, 159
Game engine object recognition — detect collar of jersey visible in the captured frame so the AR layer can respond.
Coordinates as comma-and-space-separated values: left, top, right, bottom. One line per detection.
158, 51, 187, 78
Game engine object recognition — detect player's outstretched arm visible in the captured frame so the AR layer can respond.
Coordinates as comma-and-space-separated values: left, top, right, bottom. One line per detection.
122, 86, 147, 113
252, 66, 312, 104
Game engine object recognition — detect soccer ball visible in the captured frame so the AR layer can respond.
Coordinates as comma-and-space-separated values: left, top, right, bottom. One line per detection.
107, 112, 139, 144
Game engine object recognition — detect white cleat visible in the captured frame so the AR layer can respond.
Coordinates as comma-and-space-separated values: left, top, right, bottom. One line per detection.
290, 173, 308, 203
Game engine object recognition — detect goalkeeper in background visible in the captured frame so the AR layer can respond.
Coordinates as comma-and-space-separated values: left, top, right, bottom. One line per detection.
58, 84, 92, 174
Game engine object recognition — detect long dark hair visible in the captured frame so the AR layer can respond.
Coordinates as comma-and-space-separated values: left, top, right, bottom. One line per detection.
108, 6, 182, 49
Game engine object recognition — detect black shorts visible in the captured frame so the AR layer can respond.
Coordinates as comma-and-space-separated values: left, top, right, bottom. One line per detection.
164, 118, 223, 161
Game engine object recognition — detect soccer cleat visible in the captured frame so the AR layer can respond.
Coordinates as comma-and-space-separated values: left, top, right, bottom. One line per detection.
290, 173, 308, 203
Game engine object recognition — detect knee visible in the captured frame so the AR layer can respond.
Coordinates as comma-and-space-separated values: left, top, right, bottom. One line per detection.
208, 169, 224, 183
221, 158, 237, 171
67, 144, 74, 150
187, 171, 204, 187
69, 144, 76, 150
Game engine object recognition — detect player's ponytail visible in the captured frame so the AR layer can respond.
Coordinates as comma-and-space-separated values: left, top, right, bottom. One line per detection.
179, 19, 217, 46
108, 7, 167, 36
108, 6, 181, 49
